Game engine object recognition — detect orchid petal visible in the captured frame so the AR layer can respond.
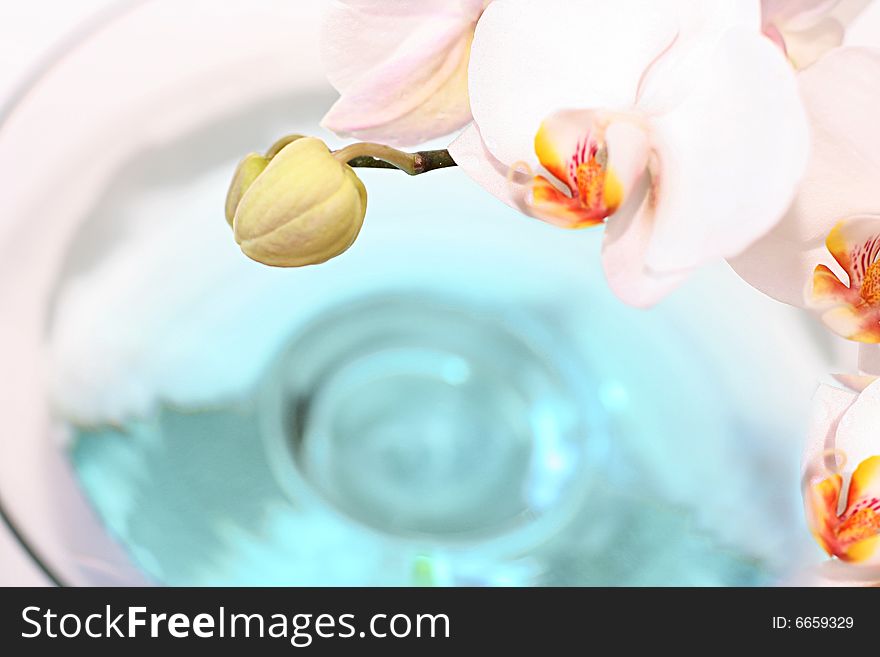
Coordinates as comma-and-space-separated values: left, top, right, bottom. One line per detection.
819, 305, 880, 343
642, 29, 808, 273
761, 0, 846, 69
834, 378, 880, 468
802, 383, 857, 481
844, 0, 880, 46
447, 124, 530, 213
762, 0, 841, 29
859, 343, 880, 377
783, 18, 846, 69
729, 48, 880, 306
600, 178, 689, 307
810, 264, 859, 309
637, 0, 762, 113
831, 373, 878, 393
320, 0, 484, 145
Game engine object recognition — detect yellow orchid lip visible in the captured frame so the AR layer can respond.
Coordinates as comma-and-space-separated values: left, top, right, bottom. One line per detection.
807, 455, 880, 563
808, 217, 880, 343
520, 110, 647, 230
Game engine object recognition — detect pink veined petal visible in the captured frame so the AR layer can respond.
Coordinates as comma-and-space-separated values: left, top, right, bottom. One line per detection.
466, 0, 679, 167
729, 48, 880, 307
600, 176, 689, 307
448, 124, 530, 214
320, 0, 481, 145
642, 28, 808, 274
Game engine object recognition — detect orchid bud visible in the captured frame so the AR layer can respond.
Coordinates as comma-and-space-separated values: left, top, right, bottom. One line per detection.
225, 136, 367, 267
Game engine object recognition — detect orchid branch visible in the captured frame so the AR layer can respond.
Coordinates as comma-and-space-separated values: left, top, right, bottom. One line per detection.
332, 142, 457, 176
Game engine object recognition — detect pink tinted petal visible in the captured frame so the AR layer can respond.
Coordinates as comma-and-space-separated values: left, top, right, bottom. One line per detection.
832, 373, 878, 393
762, 0, 840, 28
322, 0, 482, 89
321, 0, 481, 145
762, 22, 788, 53
729, 48, 880, 306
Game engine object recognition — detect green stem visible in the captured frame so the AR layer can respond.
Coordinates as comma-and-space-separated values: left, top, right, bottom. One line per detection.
333, 142, 457, 176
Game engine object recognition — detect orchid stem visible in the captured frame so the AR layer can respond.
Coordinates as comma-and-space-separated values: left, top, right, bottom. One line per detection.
333, 142, 457, 176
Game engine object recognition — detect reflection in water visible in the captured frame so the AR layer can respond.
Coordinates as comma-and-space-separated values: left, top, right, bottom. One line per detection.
72, 399, 764, 586
69, 283, 812, 586
54, 93, 832, 586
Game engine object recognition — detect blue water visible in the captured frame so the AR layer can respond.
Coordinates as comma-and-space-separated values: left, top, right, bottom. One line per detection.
67, 279, 812, 586
70, 375, 765, 586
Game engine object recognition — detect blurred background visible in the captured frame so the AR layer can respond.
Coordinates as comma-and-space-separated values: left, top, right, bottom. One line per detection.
1, 0, 877, 587
0, 0, 119, 585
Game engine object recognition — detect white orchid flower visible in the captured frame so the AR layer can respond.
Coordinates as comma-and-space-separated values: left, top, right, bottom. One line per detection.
802, 378, 880, 577
449, 0, 809, 307
730, 48, 880, 343
320, 0, 491, 146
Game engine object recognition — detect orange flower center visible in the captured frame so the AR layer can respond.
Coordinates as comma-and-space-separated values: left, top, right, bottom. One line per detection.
838, 501, 880, 547
574, 147, 608, 212
861, 261, 880, 305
